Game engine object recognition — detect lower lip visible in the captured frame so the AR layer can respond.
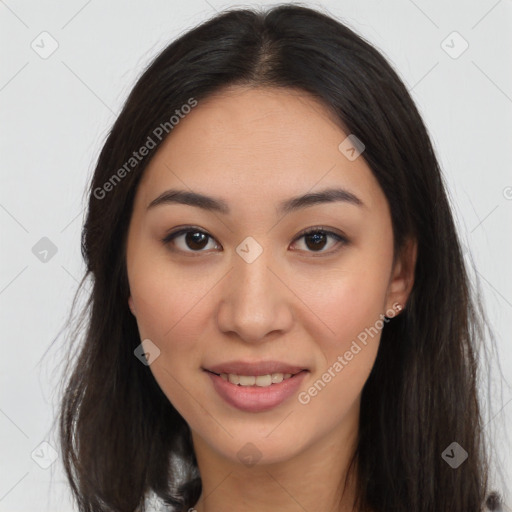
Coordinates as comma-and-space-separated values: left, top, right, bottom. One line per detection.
205, 370, 308, 413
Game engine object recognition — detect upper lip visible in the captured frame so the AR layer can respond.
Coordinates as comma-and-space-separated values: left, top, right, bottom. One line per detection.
204, 360, 308, 376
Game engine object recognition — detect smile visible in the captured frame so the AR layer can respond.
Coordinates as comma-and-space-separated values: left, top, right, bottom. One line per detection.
204, 369, 308, 412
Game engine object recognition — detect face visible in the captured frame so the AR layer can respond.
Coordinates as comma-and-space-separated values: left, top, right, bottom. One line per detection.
125, 85, 415, 466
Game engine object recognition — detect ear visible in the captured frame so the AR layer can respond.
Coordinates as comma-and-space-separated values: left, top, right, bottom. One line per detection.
128, 296, 136, 316
385, 237, 417, 313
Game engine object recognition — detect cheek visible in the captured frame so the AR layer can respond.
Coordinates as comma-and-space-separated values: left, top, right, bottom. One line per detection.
307, 282, 384, 400
296, 251, 392, 348
128, 248, 214, 342
294, 276, 386, 433
320, 273, 389, 343
296, 249, 391, 401
128, 264, 212, 417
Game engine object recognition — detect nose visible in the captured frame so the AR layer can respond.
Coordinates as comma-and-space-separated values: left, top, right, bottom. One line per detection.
216, 245, 294, 343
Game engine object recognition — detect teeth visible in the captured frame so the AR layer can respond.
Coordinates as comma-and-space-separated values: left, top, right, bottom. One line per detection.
221, 372, 295, 387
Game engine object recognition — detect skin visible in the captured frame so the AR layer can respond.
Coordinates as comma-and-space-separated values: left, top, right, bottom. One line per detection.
126, 85, 417, 512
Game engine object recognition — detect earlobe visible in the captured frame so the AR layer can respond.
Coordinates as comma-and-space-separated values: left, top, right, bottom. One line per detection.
128, 296, 136, 316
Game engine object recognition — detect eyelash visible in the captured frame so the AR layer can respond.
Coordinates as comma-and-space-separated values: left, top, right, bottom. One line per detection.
160, 225, 348, 256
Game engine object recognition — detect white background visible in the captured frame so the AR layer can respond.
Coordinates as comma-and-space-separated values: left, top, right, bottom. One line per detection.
1, 1, 511, 510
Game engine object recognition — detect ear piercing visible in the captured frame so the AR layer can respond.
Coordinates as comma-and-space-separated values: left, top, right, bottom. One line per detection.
384, 302, 404, 320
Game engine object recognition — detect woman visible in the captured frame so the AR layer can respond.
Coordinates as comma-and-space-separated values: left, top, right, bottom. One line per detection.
58, 4, 503, 511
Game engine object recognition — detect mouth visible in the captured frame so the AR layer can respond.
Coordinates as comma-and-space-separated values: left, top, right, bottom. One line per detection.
202, 360, 309, 387
204, 368, 307, 388
204, 367, 309, 412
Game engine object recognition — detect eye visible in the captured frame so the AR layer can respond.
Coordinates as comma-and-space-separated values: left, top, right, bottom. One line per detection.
161, 226, 220, 254
161, 225, 348, 255
290, 226, 348, 254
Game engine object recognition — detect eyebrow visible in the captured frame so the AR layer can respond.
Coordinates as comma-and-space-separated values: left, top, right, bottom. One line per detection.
147, 187, 364, 215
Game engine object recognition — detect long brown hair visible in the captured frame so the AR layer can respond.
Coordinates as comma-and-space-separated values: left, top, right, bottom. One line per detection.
54, 4, 505, 511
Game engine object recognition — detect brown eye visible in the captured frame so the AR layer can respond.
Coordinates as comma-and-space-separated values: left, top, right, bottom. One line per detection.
161, 225, 348, 256
291, 227, 348, 254
162, 228, 220, 253
304, 231, 329, 251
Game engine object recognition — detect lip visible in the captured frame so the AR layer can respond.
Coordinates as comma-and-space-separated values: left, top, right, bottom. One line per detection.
205, 360, 308, 376
205, 369, 308, 413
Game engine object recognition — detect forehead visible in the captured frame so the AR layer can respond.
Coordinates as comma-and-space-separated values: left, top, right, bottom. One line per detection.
135, 86, 384, 213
